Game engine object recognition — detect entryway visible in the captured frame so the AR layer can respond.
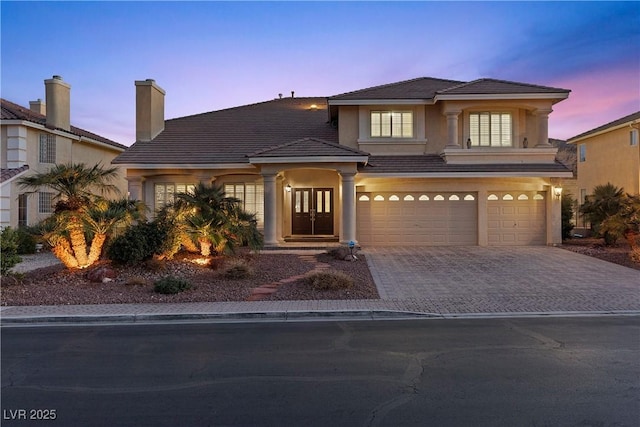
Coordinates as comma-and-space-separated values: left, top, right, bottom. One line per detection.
291, 188, 334, 236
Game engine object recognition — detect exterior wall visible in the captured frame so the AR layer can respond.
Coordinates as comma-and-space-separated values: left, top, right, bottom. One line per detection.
72, 140, 128, 196
337, 106, 359, 150
576, 126, 640, 196
1, 126, 7, 168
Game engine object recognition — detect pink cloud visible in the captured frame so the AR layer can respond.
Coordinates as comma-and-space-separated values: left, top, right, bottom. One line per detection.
548, 66, 640, 140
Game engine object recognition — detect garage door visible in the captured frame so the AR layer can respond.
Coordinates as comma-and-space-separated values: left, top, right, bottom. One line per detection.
357, 192, 477, 246
487, 192, 546, 245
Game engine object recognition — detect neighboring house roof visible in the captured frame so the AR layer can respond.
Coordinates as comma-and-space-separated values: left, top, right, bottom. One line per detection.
114, 97, 337, 165
359, 155, 572, 176
0, 99, 127, 151
329, 77, 569, 102
0, 165, 29, 184
568, 111, 640, 143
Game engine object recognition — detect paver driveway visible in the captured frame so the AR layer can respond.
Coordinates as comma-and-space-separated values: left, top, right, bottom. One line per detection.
364, 246, 640, 315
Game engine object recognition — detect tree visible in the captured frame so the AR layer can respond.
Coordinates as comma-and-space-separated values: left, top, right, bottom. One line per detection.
599, 194, 640, 249
561, 193, 575, 240
580, 183, 625, 245
165, 183, 263, 256
17, 163, 137, 269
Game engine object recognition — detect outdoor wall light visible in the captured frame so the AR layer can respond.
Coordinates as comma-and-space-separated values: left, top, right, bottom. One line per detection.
553, 186, 563, 199
285, 184, 292, 192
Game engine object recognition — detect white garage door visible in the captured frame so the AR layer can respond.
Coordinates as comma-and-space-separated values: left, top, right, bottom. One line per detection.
487, 192, 546, 245
356, 192, 477, 246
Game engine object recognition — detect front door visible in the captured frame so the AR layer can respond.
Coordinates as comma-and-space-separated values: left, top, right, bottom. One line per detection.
292, 188, 334, 235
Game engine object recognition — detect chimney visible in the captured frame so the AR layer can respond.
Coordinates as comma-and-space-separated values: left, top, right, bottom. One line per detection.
44, 75, 71, 131
135, 79, 165, 142
29, 99, 46, 115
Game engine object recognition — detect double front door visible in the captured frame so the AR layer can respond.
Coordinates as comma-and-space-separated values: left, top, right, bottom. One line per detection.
292, 188, 334, 235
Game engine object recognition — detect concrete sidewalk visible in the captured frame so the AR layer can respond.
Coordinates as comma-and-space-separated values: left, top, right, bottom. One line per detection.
2, 247, 639, 324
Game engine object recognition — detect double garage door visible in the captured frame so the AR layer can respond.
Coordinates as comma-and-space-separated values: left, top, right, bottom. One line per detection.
356, 191, 545, 246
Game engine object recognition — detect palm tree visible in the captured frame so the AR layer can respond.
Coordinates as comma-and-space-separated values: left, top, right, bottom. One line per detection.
18, 163, 125, 268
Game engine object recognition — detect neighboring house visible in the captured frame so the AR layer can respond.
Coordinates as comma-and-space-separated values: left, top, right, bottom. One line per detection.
1, 76, 128, 228
568, 111, 640, 211
113, 77, 572, 247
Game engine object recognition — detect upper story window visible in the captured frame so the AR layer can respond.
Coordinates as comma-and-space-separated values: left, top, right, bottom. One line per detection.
579, 144, 586, 162
370, 111, 413, 138
631, 129, 639, 146
469, 112, 512, 147
39, 133, 56, 163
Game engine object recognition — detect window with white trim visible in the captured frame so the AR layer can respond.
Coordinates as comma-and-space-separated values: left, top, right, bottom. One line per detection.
469, 112, 512, 147
38, 192, 54, 214
18, 194, 28, 226
154, 183, 195, 210
370, 111, 413, 138
631, 129, 638, 146
39, 133, 56, 163
224, 183, 264, 226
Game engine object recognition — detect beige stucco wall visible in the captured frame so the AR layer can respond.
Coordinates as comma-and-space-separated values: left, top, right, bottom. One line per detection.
72, 140, 127, 196
576, 126, 640, 196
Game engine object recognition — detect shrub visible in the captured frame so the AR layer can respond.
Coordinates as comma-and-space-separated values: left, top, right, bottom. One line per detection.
153, 276, 192, 294
561, 193, 575, 240
224, 259, 253, 279
0, 227, 22, 275
15, 227, 37, 254
630, 248, 640, 264
107, 221, 169, 264
304, 271, 353, 291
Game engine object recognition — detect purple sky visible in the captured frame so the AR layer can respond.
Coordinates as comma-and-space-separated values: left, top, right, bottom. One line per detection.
2, 1, 639, 145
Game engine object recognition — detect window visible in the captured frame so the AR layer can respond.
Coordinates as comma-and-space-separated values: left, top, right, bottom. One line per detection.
39, 133, 56, 163
224, 183, 264, 225
18, 194, 28, 226
631, 129, 639, 146
370, 111, 413, 138
38, 192, 54, 214
154, 183, 195, 210
579, 144, 586, 162
469, 112, 512, 147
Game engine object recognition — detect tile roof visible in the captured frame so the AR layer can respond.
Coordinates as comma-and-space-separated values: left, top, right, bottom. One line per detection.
249, 137, 368, 159
329, 77, 464, 101
329, 77, 569, 101
568, 111, 640, 142
359, 155, 572, 175
1, 99, 126, 150
0, 165, 29, 183
114, 97, 338, 165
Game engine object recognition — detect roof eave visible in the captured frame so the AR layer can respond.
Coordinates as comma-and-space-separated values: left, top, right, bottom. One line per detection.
357, 171, 574, 178
111, 162, 256, 170
568, 119, 640, 144
249, 156, 369, 164
434, 93, 570, 102
328, 99, 435, 106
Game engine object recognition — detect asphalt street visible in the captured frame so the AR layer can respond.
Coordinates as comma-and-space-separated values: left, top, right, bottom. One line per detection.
2, 316, 639, 427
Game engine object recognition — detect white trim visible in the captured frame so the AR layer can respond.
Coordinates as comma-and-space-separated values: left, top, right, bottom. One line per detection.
1, 119, 126, 152
113, 163, 256, 169
434, 93, 570, 101
357, 171, 574, 178
328, 99, 433, 106
249, 156, 369, 164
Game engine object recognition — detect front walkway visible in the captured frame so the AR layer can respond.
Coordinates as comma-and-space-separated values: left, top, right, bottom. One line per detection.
1, 247, 639, 323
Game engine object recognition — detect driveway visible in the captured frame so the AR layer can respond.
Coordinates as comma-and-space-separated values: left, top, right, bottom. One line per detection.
364, 246, 640, 314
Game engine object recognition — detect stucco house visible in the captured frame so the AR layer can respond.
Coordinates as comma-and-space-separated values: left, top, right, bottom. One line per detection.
113, 77, 572, 247
1, 76, 128, 228
568, 111, 640, 203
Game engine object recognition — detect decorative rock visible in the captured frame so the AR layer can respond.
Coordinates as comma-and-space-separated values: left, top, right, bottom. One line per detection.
87, 266, 116, 283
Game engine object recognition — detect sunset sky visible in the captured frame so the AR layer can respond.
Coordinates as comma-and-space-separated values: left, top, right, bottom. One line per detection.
2, 1, 638, 145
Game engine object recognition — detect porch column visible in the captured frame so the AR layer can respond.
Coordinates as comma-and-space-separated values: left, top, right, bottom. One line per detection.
339, 172, 357, 244
445, 111, 461, 148
546, 185, 562, 245
535, 108, 553, 147
263, 173, 278, 246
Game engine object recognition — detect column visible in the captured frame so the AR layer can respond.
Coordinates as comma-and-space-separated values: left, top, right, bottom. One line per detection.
339, 172, 357, 244
445, 111, 461, 148
262, 173, 278, 246
535, 108, 552, 147
477, 189, 488, 246
546, 185, 562, 245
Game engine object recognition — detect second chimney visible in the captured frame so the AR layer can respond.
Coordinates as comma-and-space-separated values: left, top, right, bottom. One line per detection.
44, 75, 70, 131
29, 99, 46, 115
135, 79, 165, 142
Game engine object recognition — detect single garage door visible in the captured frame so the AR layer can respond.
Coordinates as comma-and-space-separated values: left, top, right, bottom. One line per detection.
357, 192, 477, 246
487, 191, 546, 245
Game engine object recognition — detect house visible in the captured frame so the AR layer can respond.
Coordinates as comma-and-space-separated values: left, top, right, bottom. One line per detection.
1, 76, 128, 228
568, 111, 640, 204
113, 77, 572, 247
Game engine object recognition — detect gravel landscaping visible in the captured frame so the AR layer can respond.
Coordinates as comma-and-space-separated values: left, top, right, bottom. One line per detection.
1, 251, 379, 307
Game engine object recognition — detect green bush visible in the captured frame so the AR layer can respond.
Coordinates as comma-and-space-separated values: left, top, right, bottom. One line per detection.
0, 227, 22, 275
561, 193, 575, 240
15, 227, 37, 254
153, 276, 192, 294
223, 259, 253, 279
304, 271, 353, 291
107, 221, 169, 264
